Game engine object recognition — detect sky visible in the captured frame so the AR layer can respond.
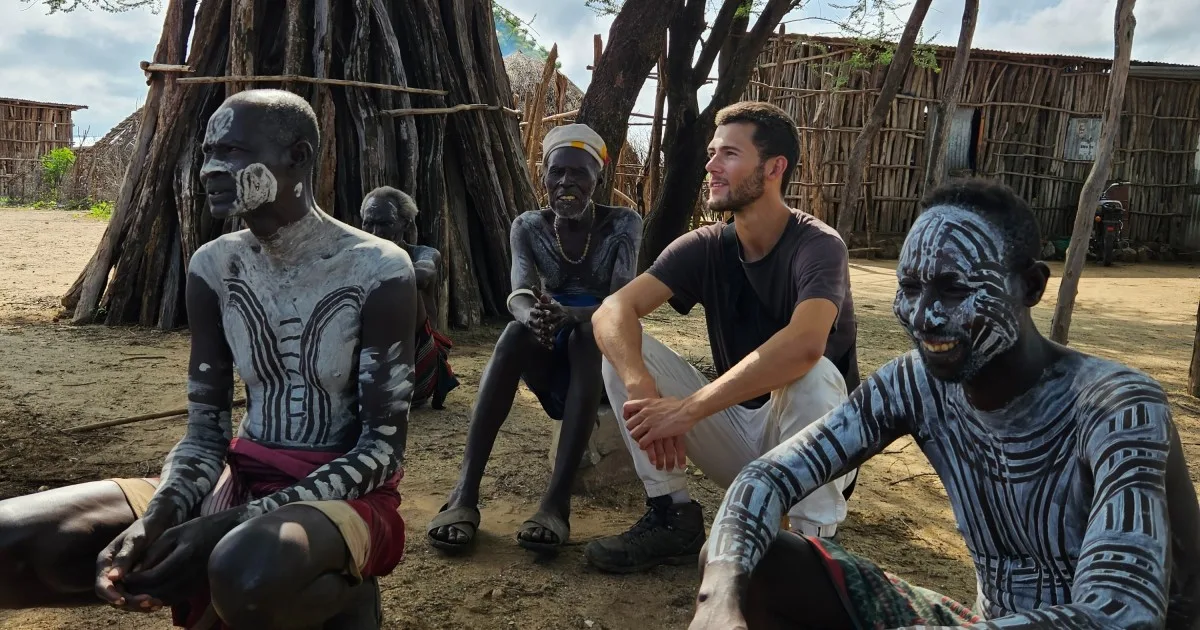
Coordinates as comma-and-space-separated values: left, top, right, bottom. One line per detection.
1, 0, 1198, 145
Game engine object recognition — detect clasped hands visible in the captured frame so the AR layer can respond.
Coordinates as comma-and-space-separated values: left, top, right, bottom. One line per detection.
94, 507, 245, 612
524, 292, 570, 348
622, 382, 700, 472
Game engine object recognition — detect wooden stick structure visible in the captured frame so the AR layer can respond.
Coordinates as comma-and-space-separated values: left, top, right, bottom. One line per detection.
65, 398, 248, 434
174, 74, 448, 96
382, 103, 521, 117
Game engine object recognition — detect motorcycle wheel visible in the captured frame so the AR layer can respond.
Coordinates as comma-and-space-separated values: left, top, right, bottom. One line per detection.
1102, 229, 1116, 266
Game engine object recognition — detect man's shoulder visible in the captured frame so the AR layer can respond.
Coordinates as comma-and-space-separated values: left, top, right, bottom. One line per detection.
513, 209, 549, 229
788, 209, 846, 248
1067, 352, 1168, 414
189, 231, 253, 278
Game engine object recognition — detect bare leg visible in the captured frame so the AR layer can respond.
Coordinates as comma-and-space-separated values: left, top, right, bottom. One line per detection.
429, 321, 553, 545
696, 532, 854, 629
208, 504, 375, 629
0, 481, 137, 609
518, 322, 603, 546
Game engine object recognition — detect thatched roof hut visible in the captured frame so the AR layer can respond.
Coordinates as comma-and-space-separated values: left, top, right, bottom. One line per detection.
0, 97, 86, 201
74, 107, 143, 203
745, 34, 1200, 248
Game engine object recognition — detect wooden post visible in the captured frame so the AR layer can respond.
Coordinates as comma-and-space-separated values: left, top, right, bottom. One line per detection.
1050, 0, 1136, 345
924, 0, 978, 193
228, 0, 256, 97
523, 44, 559, 185
835, 0, 932, 239
642, 47, 668, 213
1190, 297, 1200, 397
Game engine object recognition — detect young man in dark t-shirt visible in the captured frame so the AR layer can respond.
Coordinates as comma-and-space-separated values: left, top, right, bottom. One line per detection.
585, 101, 860, 574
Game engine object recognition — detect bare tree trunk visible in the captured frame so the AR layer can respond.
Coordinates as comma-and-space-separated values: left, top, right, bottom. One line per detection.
923, 0, 977, 193
640, 0, 796, 269
1190, 297, 1200, 397
1050, 0, 1136, 344
835, 0, 932, 239
577, 0, 679, 207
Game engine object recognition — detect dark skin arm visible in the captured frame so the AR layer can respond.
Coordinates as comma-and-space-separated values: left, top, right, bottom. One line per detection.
121, 262, 418, 602
410, 246, 440, 291
95, 268, 234, 610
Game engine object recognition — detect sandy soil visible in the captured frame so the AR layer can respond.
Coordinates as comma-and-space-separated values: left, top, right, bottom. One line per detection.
0, 208, 1198, 629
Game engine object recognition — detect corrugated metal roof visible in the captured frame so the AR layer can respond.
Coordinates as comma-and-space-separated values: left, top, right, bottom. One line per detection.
0, 97, 88, 111
776, 33, 1200, 74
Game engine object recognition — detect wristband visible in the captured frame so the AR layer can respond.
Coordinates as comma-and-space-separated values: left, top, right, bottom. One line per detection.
506, 288, 537, 311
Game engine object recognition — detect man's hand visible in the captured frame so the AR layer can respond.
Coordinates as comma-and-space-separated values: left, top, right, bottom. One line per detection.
528, 293, 567, 348
122, 508, 245, 604
621, 381, 689, 470
95, 518, 169, 612
625, 396, 698, 446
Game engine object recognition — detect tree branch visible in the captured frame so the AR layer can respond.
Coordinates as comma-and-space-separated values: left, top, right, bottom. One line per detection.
692, 0, 746, 84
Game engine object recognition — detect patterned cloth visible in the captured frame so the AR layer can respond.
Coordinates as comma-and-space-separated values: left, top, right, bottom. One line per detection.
808, 536, 982, 629
412, 317, 458, 406
522, 293, 602, 420
113, 437, 405, 630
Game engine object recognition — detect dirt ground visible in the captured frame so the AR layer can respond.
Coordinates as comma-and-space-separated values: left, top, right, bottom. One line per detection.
0, 208, 1197, 629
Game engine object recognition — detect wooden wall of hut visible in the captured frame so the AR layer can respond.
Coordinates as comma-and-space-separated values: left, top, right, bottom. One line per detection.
0, 98, 84, 201
745, 35, 1200, 244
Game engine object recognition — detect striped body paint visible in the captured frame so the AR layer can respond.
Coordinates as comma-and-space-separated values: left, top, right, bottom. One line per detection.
143, 210, 417, 525
704, 205, 1194, 627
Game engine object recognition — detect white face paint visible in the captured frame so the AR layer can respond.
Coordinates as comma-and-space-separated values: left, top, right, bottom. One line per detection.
294, 182, 303, 198
893, 204, 1023, 382
233, 163, 279, 215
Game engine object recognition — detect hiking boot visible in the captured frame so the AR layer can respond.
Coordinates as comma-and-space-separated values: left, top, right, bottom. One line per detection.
584, 495, 705, 574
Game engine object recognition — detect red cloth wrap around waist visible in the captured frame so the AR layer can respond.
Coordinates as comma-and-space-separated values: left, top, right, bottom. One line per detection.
174, 438, 405, 629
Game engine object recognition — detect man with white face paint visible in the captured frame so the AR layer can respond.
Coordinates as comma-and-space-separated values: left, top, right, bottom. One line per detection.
689, 179, 1200, 629
586, 101, 859, 574
0, 89, 414, 629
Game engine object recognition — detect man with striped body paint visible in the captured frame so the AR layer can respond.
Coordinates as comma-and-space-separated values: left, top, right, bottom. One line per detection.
0, 90, 413, 629
687, 179, 1200, 629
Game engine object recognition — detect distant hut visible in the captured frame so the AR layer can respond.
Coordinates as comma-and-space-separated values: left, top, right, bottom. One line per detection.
503, 51, 647, 211
0, 97, 87, 201
744, 34, 1200, 249
74, 107, 143, 203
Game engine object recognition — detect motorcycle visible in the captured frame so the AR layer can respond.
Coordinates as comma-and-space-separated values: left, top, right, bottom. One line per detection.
1089, 180, 1129, 267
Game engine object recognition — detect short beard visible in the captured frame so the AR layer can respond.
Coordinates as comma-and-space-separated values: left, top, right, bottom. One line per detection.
707, 167, 765, 213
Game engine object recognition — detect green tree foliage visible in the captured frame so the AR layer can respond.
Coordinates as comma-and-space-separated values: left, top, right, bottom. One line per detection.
587, 0, 939, 86
21, 0, 160, 13
493, 2, 552, 61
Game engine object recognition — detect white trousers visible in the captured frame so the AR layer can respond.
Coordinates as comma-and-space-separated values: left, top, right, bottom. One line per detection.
601, 333, 855, 537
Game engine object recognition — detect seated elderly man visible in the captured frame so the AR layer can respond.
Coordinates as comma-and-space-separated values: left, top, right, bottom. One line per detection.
689, 179, 1200, 630
427, 124, 642, 554
0, 89, 413, 629
361, 186, 459, 410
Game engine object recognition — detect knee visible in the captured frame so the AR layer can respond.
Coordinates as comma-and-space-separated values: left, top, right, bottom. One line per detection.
567, 322, 599, 358
778, 357, 847, 408
495, 320, 535, 358
208, 520, 296, 626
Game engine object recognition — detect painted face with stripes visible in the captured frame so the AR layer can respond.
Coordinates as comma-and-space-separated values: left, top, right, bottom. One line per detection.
894, 205, 1022, 382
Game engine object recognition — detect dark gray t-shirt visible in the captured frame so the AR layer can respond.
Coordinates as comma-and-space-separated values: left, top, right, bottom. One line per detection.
648, 209, 859, 407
